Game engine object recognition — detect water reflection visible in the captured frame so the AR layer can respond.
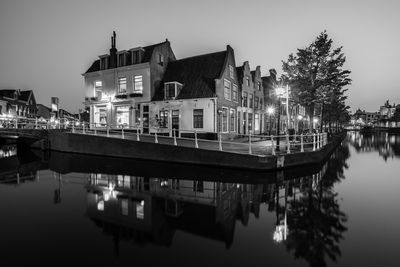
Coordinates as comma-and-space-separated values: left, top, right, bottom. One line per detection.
0, 143, 350, 267
348, 131, 400, 161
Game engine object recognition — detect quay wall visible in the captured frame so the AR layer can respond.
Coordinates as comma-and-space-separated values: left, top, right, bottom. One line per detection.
46, 131, 344, 170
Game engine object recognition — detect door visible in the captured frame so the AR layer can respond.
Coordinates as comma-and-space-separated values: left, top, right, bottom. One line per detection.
142, 105, 149, 133
237, 111, 241, 134
243, 112, 247, 134
172, 109, 179, 135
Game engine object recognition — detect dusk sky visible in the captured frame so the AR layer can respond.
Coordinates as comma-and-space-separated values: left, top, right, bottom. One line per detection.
1, 0, 399, 113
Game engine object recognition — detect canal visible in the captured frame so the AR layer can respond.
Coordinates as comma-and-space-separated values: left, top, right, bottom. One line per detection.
0, 131, 399, 266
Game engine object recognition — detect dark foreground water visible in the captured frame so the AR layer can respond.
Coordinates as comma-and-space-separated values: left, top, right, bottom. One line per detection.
0, 131, 399, 266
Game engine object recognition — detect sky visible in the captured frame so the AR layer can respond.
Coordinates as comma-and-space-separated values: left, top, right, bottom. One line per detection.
0, 0, 399, 113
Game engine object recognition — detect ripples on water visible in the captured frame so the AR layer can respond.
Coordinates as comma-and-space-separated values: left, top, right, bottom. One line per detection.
0, 131, 399, 266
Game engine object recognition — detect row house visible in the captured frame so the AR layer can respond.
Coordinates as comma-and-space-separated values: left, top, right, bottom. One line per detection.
236, 62, 264, 135
150, 45, 239, 139
83, 32, 176, 133
0, 89, 37, 119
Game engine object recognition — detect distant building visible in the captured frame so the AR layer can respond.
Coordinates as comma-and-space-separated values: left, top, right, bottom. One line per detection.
150, 45, 240, 139
0, 89, 37, 119
379, 100, 396, 119
83, 31, 176, 131
36, 104, 51, 120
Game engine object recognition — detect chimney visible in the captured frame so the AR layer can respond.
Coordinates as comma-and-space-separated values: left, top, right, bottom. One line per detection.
109, 31, 117, 68
269, 69, 277, 81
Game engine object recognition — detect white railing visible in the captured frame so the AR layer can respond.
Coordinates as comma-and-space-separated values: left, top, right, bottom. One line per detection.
0, 118, 331, 157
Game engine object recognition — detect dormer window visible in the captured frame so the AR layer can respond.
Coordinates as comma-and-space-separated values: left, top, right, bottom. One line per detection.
117, 51, 127, 67
99, 55, 108, 70
164, 82, 182, 100
130, 48, 144, 65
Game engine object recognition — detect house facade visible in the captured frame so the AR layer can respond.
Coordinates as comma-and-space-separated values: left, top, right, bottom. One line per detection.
150, 45, 240, 139
83, 32, 176, 132
236, 62, 264, 135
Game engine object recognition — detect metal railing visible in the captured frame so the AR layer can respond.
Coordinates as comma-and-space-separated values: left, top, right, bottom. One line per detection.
0, 117, 331, 157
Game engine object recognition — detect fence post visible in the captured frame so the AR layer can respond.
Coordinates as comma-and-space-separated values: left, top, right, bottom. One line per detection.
271, 135, 276, 156
219, 132, 222, 151
286, 134, 291, 154
107, 126, 110, 137
301, 134, 304, 152
35, 117, 38, 129
195, 130, 199, 148
15, 118, 18, 129
121, 127, 124, 139
83, 123, 85, 134
173, 129, 177, 146
313, 133, 316, 151
136, 127, 140, 141
155, 131, 158, 143
94, 125, 97, 135
317, 133, 320, 149
72, 123, 75, 133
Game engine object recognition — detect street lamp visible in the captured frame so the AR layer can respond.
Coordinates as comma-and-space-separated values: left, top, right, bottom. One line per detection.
313, 117, 319, 131
297, 115, 303, 133
267, 106, 275, 135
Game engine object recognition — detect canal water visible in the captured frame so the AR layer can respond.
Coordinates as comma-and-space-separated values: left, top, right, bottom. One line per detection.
0, 131, 399, 266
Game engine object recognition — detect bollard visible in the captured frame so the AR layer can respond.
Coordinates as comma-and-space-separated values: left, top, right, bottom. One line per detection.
121, 128, 124, 139
173, 129, 177, 146
313, 133, 316, 151
300, 134, 304, 152
155, 131, 158, 143
286, 134, 291, 154
219, 132, 222, 151
107, 126, 110, 137
248, 133, 252, 154
271, 135, 276, 156
136, 127, 140, 141
195, 130, 199, 148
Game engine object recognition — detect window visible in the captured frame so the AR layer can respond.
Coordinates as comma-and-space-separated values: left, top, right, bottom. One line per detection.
165, 83, 176, 99
243, 92, 248, 107
257, 82, 261, 91
193, 109, 203, 128
255, 97, 259, 109
229, 109, 235, 132
100, 57, 108, 70
116, 106, 130, 127
118, 53, 125, 67
136, 201, 144, 219
132, 50, 141, 64
229, 65, 234, 78
121, 199, 128, 216
232, 84, 238, 102
222, 108, 228, 132
224, 79, 231, 100
94, 81, 102, 99
249, 94, 253, 108
118, 77, 127, 94
255, 113, 260, 132
260, 99, 263, 110
248, 113, 253, 132
246, 76, 250, 87
159, 110, 169, 128
133, 75, 143, 94
158, 54, 164, 65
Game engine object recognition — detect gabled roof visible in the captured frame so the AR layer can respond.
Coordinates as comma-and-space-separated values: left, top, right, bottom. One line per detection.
0, 89, 19, 99
152, 50, 227, 101
84, 41, 168, 74
19, 90, 32, 102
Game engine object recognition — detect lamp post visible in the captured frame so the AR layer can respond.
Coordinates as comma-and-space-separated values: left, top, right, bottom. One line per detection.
275, 86, 289, 151
297, 115, 303, 133
267, 106, 275, 135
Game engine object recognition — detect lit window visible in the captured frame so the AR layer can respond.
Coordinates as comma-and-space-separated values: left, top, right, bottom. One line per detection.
224, 79, 231, 100
255, 113, 260, 131
94, 81, 102, 99
229, 65, 234, 79
232, 84, 238, 102
229, 109, 235, 132
222, 108, 228, 132
116, 106, 129, 127
248, 113, 253, 131
134, 75, 143, 94
118, 77, 127, 94
158, 54, 164, 65
246, 76, 250, 86
159, 110, 169, 128
136, 200, 144, 219
193, 109, 203, 129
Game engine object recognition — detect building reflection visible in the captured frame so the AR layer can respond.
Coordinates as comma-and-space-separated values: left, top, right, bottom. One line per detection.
82, 142, 349, 267
348, 131, 400, 161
